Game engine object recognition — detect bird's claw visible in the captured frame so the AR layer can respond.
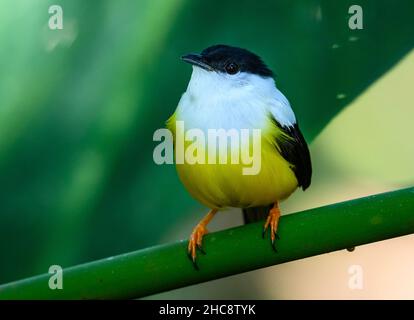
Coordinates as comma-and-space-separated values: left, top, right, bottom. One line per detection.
262, 228, 280, 240
263, 205, 281, 252
187, 224, 208, 269
197, 244, 206, 255
187, 252, 200, 270
271, 239, 278, 252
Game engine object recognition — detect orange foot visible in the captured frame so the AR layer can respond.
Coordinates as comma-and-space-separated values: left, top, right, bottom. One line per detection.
262, 202, 281, 251
187, 209, 217, 269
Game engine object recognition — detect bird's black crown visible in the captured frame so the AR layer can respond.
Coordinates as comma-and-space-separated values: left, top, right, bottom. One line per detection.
200, 44, 273, 77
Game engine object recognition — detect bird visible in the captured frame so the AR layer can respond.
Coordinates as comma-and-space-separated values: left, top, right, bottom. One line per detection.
167, 44, 312, 268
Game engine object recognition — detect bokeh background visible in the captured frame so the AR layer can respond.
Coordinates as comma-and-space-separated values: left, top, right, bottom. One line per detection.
0, 0, 413, 299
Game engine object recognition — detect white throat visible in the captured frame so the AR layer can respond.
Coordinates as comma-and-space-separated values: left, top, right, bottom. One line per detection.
175, 66, 297, 131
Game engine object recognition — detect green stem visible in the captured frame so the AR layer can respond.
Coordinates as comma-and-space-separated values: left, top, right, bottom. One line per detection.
1, 187, 414, 299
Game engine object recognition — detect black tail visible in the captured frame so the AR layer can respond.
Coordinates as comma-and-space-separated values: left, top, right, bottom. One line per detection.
242, 205, 272, 224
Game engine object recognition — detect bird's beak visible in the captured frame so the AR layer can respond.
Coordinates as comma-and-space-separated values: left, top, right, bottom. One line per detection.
181, 53, 214, 71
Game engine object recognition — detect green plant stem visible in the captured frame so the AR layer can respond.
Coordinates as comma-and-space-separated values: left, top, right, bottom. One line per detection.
1, 187, 414, 299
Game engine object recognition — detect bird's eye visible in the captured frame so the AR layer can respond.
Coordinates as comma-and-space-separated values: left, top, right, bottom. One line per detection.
225, 62, 239, 75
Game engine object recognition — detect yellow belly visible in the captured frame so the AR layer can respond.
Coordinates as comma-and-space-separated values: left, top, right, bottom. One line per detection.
175, 141, 298, 209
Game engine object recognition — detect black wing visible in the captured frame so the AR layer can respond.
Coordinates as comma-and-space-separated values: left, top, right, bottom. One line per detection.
272, 118, 312, 190
243, 118, 312, 224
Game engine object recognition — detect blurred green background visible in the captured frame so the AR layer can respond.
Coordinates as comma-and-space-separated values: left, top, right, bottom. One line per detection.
1, 0, 413, 298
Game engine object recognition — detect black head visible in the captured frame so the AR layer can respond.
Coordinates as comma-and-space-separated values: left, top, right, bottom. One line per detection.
181, 45, 273, 77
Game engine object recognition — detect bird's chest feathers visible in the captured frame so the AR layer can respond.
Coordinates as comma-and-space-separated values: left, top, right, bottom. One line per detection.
176, 90, 268, 133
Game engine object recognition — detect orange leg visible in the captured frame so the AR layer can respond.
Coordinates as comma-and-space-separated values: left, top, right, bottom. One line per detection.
188, 209, 217, 268
262, 202, 281, 251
